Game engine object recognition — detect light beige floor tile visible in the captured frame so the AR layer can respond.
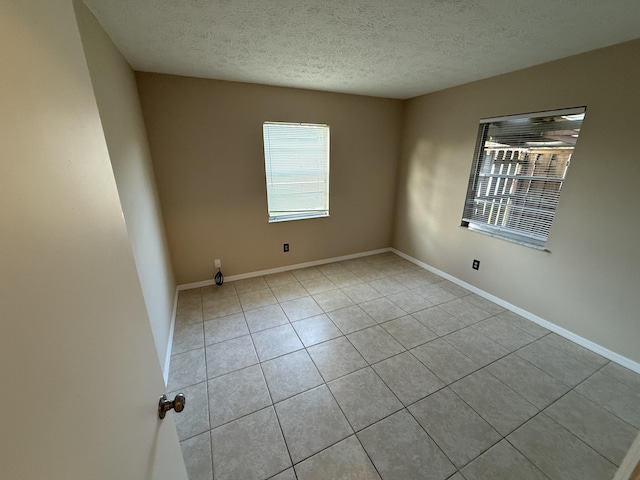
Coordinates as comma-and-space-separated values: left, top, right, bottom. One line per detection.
280, 296, 323, 321
233, 276, 269, 294
413, 283, 458, 305
368, 277, 408, 295
275, 385, 353, 463
381, 315, 437, 349
201, 282, 237, 302
545, 390, 638, 465
599, 362, 640, 393
172, 322, 204, 354
443, 327, 509, 366
341, 282, 383, 304
262, 350, 324, 403
411, 338, 479, 385
169, 381, 209, 441
239, 289, 278, 311
291, 266, 324, 281
359, 297, 407, 323
411, 306, 466, 336
176, 295, 203, 326
575, 370, 640, 428
351, 267, 387, 282
439, 298, 492, 325
208, 364, 271, 428
178, 287, 202, 305
347, 325, 405, 364
168, 347, 206, 391
203, 312, 248, 345
517, 340, 596, 387
409, 387, 501, 468
328, 367, 403, 431
472, 317, 536, 351
211, 407, 291, 480
387, 290, 434, 314
180, 431, 213, 480
451, 369, 538, 435
435, 280, 471, 297
307, 337, 368, 382
508, 414, 617, 480
358, 410, 456, 480
268, 468, 296, 480
318, 262, 348, 276
295, 436, 380, 480
271, 282, 309, 303
205, 335, 258, 378
328, 305, 377, 334
486, 354, 570, 409
264, 271, 297, 287
313, 289, 355, 312
326, 271, 363, 288
244, 304, 289, 333
251, 324, 304, 361
461, 440, 547, 480
463, 294, 506, 315
202, 295, 242, 320
300, 276, 338, 295
339, 257, 372, 271
291, 314, 342, 346
393, 271, 437, 289
496, 310, 549, 338
373, 351, 444, 405
537, 333, 608, 370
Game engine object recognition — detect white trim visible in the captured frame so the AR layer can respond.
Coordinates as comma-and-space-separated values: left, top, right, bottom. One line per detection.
480, 106, 586, 124
162, 287, 179, 386
390, 248, 640, 374
177, 248, 392, 291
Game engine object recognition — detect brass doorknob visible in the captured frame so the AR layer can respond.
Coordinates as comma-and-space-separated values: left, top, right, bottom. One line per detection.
158, 393, 186, 419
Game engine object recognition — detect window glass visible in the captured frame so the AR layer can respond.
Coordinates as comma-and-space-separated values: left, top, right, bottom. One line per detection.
462, 107, 586, 248
263, 122, 330, 222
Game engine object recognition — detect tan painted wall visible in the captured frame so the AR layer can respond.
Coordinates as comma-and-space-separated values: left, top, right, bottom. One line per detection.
0, 0, 185, 477
75, 1, 176, 367
136, 73, 403, 284
394, 39, 640, 363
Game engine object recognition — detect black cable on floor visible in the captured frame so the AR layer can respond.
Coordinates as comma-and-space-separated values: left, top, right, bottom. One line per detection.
214, 268, 224, 286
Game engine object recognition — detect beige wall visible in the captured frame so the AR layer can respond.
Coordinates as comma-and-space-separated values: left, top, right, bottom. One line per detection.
394, 39, 640, 363
75, 1, 176, 367
136, 73, 403, 284
0, 0, 185, 478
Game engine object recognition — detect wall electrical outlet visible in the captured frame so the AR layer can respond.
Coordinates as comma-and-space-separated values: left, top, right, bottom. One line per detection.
472, 259, 480, 270
283, 243, 289, 252
214, 259, 221, 268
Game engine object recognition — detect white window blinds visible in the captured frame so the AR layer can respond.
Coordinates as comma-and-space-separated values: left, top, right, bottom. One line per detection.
462, 107, 586, 248
263, 122, 330, 222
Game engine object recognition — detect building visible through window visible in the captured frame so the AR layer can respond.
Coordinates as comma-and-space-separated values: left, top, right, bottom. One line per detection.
461, 107, 586, 248
263, 122, 330, 223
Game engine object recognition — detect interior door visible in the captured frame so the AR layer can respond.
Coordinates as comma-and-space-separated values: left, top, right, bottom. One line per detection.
0, 1, 187, 478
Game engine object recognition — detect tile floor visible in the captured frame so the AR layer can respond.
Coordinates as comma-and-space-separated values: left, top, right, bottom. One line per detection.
168, 252, 640, 480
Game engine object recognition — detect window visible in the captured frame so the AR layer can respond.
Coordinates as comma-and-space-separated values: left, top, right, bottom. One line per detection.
263, 122, 330, 222
461, 107, 586, 248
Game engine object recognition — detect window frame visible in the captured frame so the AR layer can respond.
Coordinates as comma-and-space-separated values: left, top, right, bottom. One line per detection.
461, 106, 586, 249
262, 121, 330, 223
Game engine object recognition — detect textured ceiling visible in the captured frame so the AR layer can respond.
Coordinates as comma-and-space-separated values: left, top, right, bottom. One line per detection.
83, 0, 640, 99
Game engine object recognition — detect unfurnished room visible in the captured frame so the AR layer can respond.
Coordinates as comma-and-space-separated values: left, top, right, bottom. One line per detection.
2, 1, 640, 479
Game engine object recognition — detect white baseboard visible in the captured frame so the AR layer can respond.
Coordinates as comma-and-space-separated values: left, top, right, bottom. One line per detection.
390, 248, 640, 374
177, 248, 392, 291
163, 287, 179, 386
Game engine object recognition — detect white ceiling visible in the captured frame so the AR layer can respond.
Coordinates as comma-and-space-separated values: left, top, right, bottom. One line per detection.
83, 0, 640, 99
